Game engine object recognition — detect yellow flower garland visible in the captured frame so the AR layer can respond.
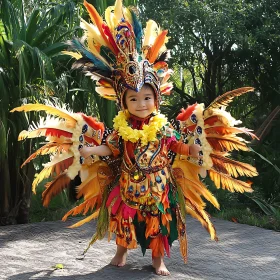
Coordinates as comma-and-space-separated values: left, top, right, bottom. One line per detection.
113, 111, 168, 146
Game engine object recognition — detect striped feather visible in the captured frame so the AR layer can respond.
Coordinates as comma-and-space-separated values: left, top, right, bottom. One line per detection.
211, 153, 258, 178
208, 169, 253, 193
32, 155, 73, 193
186, 201, 217, 240
205, 126, 257, 139
42, 172, 72, 207
62, 196, 101, 221
18, 127, 72, 140
206, 87, 254, 110
21, 142, 72, 167
11, 104, 77, 124
207, 134, 249, 152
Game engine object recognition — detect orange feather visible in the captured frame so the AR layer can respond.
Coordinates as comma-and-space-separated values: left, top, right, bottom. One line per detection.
21, 142, 72, 168
62, 196, 100, 221
207, 134, 249, 152
208, 169, 253, 193
146, 30, 168, 63
83, 0, 117, 55
42, 172, 72, 207
211, 153, 258, 178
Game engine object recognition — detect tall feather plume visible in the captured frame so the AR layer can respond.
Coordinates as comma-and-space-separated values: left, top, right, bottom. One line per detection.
206, 87, 254, 110
146, 30, 168, 63
84, 0, 118, 55
128, 8, 143, 53
143, 20, 158, 47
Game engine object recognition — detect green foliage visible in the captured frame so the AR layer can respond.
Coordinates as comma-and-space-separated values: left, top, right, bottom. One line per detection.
0, 0, 80, 225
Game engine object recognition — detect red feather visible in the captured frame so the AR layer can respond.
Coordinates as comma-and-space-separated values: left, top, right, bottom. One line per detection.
45, 128, 72, 138
81, 114, 105, 132
176, 104, 197, 121
102, 23, 119, 54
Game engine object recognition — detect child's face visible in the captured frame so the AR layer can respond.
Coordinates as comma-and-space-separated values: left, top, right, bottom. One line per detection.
125, 86, 155, 118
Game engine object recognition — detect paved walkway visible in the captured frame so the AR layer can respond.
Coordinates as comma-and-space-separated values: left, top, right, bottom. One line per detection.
0, 217, 279, 280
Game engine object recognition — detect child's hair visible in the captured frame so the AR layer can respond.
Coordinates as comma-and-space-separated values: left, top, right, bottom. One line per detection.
122, 83, 156, 109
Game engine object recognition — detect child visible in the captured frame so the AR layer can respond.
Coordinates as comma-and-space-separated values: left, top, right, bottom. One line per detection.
80, 83, 201, 275
12, 0, 257, 277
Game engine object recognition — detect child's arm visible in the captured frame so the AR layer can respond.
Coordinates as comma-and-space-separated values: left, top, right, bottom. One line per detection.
80, 145, 113, 158
170, 142, 201, 158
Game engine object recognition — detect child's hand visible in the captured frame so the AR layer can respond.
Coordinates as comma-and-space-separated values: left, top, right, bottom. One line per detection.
79, 146, 94, 159
189, 144, 201, 158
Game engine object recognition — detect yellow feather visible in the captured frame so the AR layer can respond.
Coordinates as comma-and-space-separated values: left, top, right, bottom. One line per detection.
11, 104, 77, 124
113, 0, 123, 26
186, 203, 217, 240
80, 18, 107, 47
105, 6, 115, 31
18, 129, 46, 141
62, 196, 100, 221
61, 51, 82, 60
207, 134, 249, 152
95, 86, 117, 100
77, 162, 112, 200
211, 153, 258, 178
209, 169, 253, 193
143, 20, 158, 46
173, 160, 220, 209
32, 154, 73, 193
68, 210, 100, 228
123, 7, 133, 26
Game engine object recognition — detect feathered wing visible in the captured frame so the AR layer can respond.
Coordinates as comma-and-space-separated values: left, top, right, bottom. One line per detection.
172, 88, 258, 239
12, 102, 115, 226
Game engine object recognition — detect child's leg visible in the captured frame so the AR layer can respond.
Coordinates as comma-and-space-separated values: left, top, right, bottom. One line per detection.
110, 244, 128, 267
152, 256, 170, 276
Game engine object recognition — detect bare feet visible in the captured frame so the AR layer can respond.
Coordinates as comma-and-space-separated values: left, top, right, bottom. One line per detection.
110, 245, 128, 267
152, 256, 170, 276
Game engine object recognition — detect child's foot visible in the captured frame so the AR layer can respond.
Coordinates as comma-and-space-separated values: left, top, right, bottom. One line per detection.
110, 245, 128, 267
152, 256, 170, 276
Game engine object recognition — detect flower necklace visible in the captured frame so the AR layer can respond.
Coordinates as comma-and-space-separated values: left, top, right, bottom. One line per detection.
113, 110, 168, 146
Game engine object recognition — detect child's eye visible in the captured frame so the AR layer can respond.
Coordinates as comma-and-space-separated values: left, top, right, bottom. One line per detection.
145, 97, 151, 100
130, 98, 137, 101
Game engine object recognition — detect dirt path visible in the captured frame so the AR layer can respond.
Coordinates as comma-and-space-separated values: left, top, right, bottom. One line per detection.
0, 217, 279, 279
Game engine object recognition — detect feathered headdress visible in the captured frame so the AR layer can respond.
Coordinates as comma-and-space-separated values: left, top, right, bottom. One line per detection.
63, 0, 173, 110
